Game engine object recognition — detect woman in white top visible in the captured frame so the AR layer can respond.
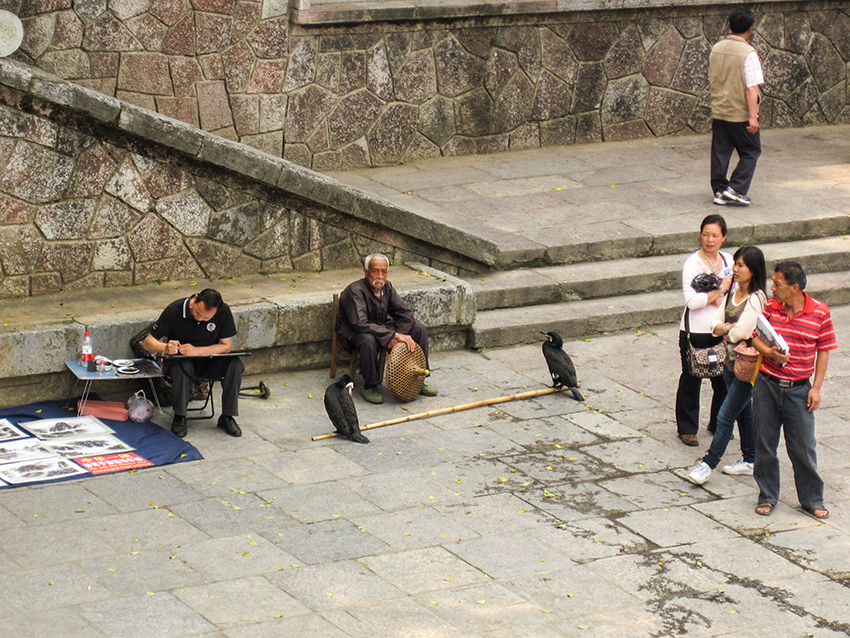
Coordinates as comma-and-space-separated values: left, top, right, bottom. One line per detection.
688, 245, 767, 485
675, 215, 733, 447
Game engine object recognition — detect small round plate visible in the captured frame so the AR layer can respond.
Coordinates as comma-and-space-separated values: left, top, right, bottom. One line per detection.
117, 366, 140, 375
113, 359, 134, 367
0, 11, 23, 58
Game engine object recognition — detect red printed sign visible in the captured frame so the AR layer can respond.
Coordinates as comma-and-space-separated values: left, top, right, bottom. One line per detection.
75, 452, 154, 474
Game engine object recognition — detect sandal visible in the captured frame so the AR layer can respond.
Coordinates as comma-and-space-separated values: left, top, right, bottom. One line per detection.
755, 503, 774, 516
803, 506, 829, 520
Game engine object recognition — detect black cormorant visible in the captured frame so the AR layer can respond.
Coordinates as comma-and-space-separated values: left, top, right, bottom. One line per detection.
541, 331, 584, 401
324, 374, 369, 443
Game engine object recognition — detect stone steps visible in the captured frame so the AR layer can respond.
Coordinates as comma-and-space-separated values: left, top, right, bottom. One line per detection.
467, 234, 850, 349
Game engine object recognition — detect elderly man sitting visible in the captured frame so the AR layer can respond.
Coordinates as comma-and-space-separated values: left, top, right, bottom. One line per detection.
335, 254, 436, 404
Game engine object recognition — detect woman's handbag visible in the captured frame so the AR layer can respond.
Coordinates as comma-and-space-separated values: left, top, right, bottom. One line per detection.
684, 310, 726, 378
733, 341, 762, 385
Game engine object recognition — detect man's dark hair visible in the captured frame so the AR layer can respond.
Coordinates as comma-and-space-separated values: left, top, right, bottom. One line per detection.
195, 288, 223, 309
774, 261, 807, 290
729, 7, 755, 35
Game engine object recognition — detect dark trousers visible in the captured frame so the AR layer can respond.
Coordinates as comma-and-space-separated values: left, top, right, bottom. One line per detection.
164, 357, 243, 418
675, 331, 727, 436
710, 118, 761, 196
350, 321, 429, 387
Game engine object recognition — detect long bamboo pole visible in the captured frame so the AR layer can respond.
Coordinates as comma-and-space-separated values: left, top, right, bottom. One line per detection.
312, 386, 565, 441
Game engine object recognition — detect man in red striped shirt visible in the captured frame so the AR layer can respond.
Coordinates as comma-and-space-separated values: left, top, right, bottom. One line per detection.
752, 261, 836, 519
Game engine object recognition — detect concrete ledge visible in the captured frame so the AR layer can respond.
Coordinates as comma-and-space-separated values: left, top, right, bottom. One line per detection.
0, 264, 475, 407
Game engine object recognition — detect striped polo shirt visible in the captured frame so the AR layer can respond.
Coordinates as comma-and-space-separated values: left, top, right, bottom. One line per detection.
760, 293, 837, 381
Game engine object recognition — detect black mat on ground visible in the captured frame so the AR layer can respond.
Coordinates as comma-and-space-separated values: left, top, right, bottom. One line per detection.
0, 398, 202, 489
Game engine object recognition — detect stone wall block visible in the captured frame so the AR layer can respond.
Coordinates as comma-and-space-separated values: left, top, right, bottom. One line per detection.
194, 0, 234, 14
819, 82, 846, 122
0, 193, 35, 224
133, 258, 177, 284
454, 86, 491, 137
394, 49, 436, 105
455, 27, 495, 59
129, 212, 183, 261
89, 52, 119, 78
290, 212, 310, 256
197, 14, 232, 55
248, 59, 287, 94
417, 95, 455, 146
90, 195, 141, 238
572, 61, 606, 112
232, 1, 261, 45
169, 243, 205, 280
686, 85, 712, 133
37, 241, 93, 282
37, 50, 91, 80
442, 135, 476, 157
484, 48, 518, 97
517, 29, 541, 80
72, 0, 108, 25
367, 45, 393, 102
0, 142, 73, 203
259, 94, 286, 133
306, 121, 329, 153
825, 12, 850, 60
150, 0, 190, 25
807, 34, 845, 92
117, 52, 172, 94
146, 164, 194, 199
105, 158, 152, 212
156, 190, 212, 236
541, 28, 577, 85
308, 218, 348, 251
195, 178, 234, 211
82, 11, 143, 51
802, 103, 828, 126
575, 110, 602, 144
670, 38, 710, 95
199, 53, 225, 80
673, 17, 701, 39
645, 87, 693, 136
246, 17, 288, 59
197, 80, 234, 131
540, 115, 576, 147
54, 10, 86, 49
605, 24, 644, 80
327, 89, 383, 148
221, 40, 256, 93
0, 226, 42, 275
20, 14, 56, 59
786, 79, 820, 119
402, 133, 440, 163
209, 200, 259, 245
245, 217, 289, 259
0, 275, 30, 298
384, 32, 411, 75
31, 272, 62, 295
291, 249, 320, 272
602, 74, 649, 126
283, 38, 317, 92
230, 93, 259, 135
168, 57, 202, 97
771, 99, 803, 128
509, 121, 538, 150
36, 199, 96, 239
316, 52, 340, 92
700, 14, 726, 46
283, 143, 311, 168
285, 84, 336, 143
185, 237, 243, 278
531, 70, 572, 121
109, 0, 152, 22
125, 13, 168, 51
603, 119, 653, 142
493, 25, 532, 53
763, 50, 809, 98
564, 22, 618, 61
643, 27, 684, 87
92, 237, 132, 270
435, 36, 485, 98
161, 13, 196, 56
103, 270, 133, 287
756, 12, 784, 49
156, 96, 199, 127
367, 102, 417, 166
321, 237, 358, 271
781, 13, 810, 56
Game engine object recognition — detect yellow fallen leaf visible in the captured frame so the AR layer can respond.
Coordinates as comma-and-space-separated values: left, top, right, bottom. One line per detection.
248, 541, 258, 546
517, 509, 526, 513
130, 551, 139, 555
107, 568, 117, 572
243, 552, 250, 556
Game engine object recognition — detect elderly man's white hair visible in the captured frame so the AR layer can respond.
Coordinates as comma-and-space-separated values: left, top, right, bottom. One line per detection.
364, 253, 390, 270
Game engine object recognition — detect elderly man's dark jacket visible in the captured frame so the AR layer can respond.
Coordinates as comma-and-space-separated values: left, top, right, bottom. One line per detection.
335, 278, 416, 350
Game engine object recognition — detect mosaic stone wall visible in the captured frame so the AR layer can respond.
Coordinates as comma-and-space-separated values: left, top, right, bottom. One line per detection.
6, 0, 849, 171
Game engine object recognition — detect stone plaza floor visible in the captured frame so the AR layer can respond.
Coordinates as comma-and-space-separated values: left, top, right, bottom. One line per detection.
0, 306, 848, 637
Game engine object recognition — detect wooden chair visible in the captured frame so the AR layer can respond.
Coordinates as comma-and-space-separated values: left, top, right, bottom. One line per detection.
330, 293, 385, 381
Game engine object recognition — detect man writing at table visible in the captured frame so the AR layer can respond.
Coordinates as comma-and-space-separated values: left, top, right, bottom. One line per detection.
143, 289, 243, 438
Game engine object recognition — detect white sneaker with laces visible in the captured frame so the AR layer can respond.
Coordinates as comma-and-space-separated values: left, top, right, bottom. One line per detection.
688, 461, 712, 485
722, 458, 754, 475
713, 192, 727, 205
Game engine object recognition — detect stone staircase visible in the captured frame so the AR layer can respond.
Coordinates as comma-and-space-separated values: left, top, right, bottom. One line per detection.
465, 231, 850, 350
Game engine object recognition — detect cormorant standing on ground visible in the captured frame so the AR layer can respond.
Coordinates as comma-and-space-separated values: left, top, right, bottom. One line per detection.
324, 374, 369, 443
541, 331, 584, 401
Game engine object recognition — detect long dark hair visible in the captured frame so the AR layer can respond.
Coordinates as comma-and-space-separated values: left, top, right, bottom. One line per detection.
733, 245, 766, 295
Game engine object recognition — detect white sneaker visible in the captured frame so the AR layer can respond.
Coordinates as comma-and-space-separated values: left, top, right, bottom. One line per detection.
688, 462, 712, 485
722, 458, 754, 475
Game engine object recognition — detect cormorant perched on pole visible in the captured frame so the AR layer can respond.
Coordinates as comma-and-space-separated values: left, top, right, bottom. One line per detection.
541, 331, 584, 402
324, 374, 369, 443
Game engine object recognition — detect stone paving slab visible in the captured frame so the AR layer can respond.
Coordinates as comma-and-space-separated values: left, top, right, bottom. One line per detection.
0, 307, 848, 636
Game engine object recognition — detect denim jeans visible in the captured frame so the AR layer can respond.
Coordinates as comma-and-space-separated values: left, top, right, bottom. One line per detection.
703, 366, 755, 469
752, 375, 824, 508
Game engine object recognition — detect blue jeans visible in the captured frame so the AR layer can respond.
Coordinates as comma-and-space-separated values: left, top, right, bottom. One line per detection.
703, 366, 755, 469
752, 375, 823, 508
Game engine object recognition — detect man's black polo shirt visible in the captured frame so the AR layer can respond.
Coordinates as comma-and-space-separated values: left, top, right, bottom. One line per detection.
149, 297, 237, 347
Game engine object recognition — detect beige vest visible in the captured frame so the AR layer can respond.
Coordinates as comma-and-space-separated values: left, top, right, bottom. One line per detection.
709, 36, 757, 122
